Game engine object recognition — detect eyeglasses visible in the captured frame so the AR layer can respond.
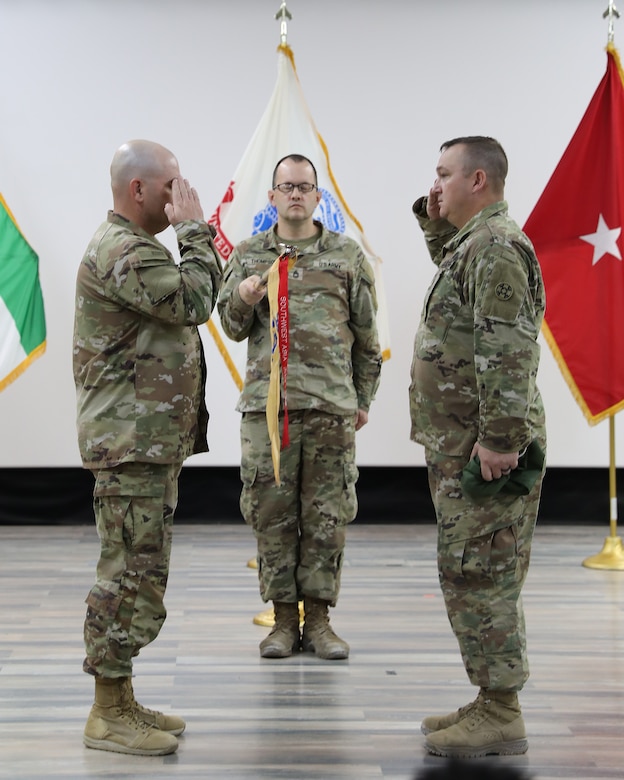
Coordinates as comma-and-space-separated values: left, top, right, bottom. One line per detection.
273, 182, 317, 194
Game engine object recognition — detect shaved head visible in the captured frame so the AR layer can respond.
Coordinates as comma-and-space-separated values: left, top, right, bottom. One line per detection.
109, 139, 181, 234
110, 140, 177, 198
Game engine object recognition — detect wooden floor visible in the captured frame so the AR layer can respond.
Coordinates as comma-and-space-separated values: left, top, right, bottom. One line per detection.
0, 521, 622, 780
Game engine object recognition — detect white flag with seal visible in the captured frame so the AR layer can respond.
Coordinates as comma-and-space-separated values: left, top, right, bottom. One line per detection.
208, 43, 391, 391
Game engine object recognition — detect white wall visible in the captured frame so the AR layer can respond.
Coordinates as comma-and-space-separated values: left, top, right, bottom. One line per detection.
0, 0, 620, 468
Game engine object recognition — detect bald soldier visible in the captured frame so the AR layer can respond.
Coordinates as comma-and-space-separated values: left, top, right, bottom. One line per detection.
73, 140, 222, 756
409, 137, 546, 758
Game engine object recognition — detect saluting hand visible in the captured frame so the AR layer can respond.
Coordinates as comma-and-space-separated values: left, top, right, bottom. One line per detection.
165, 177, 205, 225
426, 186, 442, 221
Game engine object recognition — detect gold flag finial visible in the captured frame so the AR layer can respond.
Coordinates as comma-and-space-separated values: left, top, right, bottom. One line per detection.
275, 1, 292, 46
604, 0, 620, 43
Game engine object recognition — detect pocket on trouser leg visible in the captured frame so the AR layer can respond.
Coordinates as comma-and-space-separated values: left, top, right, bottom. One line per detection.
338, 461, 359, 525
239, 462, 259, 528
239, 462, 283, 531
441, 526, 519, 588
93, 469, 167, 554
491, 524, 520, 579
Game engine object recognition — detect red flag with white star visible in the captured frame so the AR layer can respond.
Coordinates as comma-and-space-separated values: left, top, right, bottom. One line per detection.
524, 44, 624, 424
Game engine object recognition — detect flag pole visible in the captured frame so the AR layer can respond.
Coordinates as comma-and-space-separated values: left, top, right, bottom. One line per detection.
251, 0, 303, 630
275, 0, 291, 45
603, 0, 620, 44
582, 2, 624, 570
582, 415, 624, 569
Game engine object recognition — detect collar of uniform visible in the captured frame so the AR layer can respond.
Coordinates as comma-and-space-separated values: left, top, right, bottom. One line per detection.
444, 200, 509, 254
262, 219, 327, 254
107, 210, 155, 242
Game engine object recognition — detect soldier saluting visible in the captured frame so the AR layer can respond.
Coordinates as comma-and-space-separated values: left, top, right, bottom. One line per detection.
410, 136, 546, 759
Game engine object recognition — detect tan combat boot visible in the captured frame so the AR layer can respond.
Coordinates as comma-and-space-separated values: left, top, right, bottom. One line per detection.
420, 689, 485, 734
424, 689, 528, 758
301, 597, 349, 660
259, 601, 301, 658
83, 677, 178, 755
120, 677, 186, 735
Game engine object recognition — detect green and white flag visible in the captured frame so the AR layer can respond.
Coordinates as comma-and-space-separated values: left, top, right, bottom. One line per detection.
0, 194, 46, 391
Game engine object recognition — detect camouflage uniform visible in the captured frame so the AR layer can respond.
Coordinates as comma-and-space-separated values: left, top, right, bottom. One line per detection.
74, 211, 222, 677
218, 221, 382, 604
410, 197, 546, 692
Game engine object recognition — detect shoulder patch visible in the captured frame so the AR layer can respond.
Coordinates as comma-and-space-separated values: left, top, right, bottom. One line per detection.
476, 248, 528, 323
494, 281, 514, 301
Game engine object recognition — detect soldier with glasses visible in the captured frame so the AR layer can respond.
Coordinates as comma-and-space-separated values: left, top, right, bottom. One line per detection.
218, 153, 382, 660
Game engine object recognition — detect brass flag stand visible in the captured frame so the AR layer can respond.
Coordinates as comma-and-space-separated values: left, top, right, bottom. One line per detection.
582, 415, 624, 570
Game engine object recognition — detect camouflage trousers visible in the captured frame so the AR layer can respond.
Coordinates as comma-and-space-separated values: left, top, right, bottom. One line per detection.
240, 410, 358, 606
83, 461, 181, 678
425, 445, 545, 692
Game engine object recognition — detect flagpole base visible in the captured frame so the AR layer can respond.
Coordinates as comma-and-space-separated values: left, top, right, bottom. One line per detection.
253, 602, 305, 627
582, 535, 624, 570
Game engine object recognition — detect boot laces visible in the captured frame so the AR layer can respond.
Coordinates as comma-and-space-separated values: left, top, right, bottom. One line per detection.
464, 698, 492, 729
112, 701, 153, 733
118, 682, 154, 731
134, 701, 162, 720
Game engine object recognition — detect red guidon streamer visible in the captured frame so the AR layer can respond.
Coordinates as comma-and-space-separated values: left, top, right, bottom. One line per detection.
277, 251, 291, 447
266, 246, 297, 484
